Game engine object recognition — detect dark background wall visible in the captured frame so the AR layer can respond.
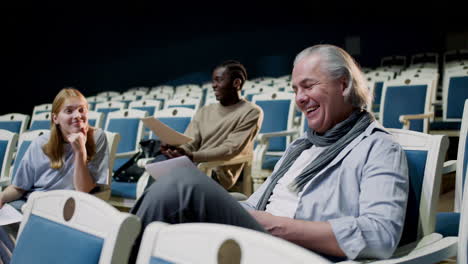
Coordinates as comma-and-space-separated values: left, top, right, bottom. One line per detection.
2, 2, 467, 116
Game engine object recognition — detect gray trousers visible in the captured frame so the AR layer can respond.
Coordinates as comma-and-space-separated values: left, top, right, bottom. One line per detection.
129, 166, 264, 263
0, 227, 14, 264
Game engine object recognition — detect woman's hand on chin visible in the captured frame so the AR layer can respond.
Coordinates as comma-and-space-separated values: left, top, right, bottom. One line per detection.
68, 131, 87, 160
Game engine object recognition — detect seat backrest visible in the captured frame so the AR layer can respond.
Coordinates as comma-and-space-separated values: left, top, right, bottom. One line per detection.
11, 130, 49, 181
367, 70, 395, 80
129, 100, 161, 139
136, 222, 331, 264
442, 70, 468, 121
122, 90, 147, 100
443, 49, 468, 66
150, 85, 174, 97
105, 109, 147, 171
153, 107, 195, 138
277, 74, 291, 81
380, 79, 432, 133
271, 81, 291, 92
381, 55, 406, 67
174, 85, 203, 95
96, 91, 120, 101
410, 52, 439, 65
251, 76, 275, 83
87, 110, 104, 129
398, 72, 439, 108
29, 112, 52, 131
443, 65, 467, 85
0, 129, 18, 183
32, 103, 52, 116
174, 84, 202, 94
110, 94, 139, 108
252, 92, 296, 153
165, 97, 201, 111
458, 169, 468, 264
127, 86, 150, 93
11, 190, 140, 264
86, 96, 108, 111
142, 93, 171, 109
454, 100, 468, 212
104, 131, 121, 185
365, 74, 390, 114
129, 100, 161, 117
388, 129, 449, 245
95, 101, 126, 129
172, 92, 203, 101
0, 113, 30, 135
245, 86, 280, 101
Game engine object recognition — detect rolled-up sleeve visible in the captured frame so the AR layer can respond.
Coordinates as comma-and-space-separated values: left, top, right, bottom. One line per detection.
329, 142, 409, 259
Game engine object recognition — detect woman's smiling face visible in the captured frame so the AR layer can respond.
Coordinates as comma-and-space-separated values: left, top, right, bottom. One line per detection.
52, 96, 89, 139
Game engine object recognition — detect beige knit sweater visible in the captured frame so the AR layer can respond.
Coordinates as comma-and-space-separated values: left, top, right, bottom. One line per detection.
180, 99, 263, 189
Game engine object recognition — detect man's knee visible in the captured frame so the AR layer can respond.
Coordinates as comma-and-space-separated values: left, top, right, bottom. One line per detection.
144, 167, 208, 197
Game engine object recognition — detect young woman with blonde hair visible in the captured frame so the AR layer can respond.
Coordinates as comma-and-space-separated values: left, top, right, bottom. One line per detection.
0, 88, 109, 210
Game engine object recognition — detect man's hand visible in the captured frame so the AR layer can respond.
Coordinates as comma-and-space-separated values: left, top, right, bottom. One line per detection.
160, 143, 194, 161
67, 127, 87, 161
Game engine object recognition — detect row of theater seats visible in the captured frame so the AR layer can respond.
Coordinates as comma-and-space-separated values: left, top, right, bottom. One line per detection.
0, 87, 299, 208
1, 99, 467, 262
365, 59, 468, 136
7, 123, 468, 263
10, 189, 337, 263
1, 67, 467, 208
16, 74, 291, 133
1, 60, 467, 262
372, 49, 468, 70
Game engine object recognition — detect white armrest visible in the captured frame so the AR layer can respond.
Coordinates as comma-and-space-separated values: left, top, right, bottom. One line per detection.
115, 150, 139, 159
137, 158, 155, 168
442, 160, 457, 174
256, 130, 299, 143
370, 237, 457, 264
399, 112, 434, 129
336, 234, 455, 264
392, 233, 443, 258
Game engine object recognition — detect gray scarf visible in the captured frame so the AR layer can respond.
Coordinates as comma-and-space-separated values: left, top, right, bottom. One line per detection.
255, 110, 374, 211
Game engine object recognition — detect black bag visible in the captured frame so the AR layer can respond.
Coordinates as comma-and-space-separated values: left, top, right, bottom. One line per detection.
113, 139, 161, 182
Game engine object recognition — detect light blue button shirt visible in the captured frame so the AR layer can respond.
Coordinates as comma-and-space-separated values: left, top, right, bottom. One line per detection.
12, 128, 109, 196
241, 121, 409, 260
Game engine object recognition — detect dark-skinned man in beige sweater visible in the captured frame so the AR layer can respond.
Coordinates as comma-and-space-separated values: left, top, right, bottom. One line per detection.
160, 60, 263, 190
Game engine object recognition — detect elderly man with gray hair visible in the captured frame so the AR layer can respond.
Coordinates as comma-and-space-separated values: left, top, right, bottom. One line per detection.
130, 44, 409, 262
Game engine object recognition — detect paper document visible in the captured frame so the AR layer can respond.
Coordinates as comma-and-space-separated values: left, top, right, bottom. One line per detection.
0, 203, 23, 226
145, 156, 198, 180
141, 116, 193, 146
